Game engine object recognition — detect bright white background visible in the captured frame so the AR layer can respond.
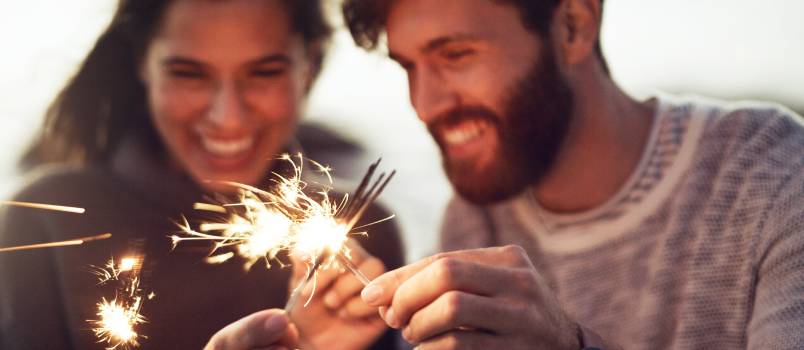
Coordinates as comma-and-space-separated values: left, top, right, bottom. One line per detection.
1, 0, 803, 261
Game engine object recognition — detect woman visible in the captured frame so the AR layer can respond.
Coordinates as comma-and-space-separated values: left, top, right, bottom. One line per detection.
0, 0, 403, 349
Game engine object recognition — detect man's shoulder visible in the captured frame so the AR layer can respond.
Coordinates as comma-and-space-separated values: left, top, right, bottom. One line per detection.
678, 97, 804, 242
668, 96, 804, 184
697, 98, 804, 160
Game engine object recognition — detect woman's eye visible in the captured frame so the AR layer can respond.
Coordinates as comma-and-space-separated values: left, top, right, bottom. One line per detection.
169, 69, 206, 79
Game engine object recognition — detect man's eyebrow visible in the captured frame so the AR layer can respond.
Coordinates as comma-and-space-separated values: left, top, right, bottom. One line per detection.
421, 34, 482, 53
388, 34, 482, 65
249, 54, 291, 65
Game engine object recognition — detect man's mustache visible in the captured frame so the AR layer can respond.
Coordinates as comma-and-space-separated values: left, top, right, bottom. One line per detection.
426, 106, 502, 143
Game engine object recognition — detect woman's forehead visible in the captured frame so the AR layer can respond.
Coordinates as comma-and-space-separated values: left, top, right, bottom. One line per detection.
150, 0, 299, 62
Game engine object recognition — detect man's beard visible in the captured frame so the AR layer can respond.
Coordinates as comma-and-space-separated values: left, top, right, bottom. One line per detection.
428, 49, 573, 205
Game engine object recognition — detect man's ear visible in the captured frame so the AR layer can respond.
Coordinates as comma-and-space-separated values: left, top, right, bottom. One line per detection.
552, 0, 602, 67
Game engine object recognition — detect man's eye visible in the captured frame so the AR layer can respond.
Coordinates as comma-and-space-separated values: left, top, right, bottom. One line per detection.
251, 68, 284, 78
443, 48, 474, 61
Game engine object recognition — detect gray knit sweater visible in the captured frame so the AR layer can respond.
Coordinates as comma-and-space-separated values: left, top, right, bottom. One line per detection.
440, 95, 804, 349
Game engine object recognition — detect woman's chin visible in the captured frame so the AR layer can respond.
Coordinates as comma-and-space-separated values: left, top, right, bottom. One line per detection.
191, 169, 264, 194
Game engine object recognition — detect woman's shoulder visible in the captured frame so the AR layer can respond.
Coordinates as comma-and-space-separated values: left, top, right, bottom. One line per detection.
9, 164, 115, 204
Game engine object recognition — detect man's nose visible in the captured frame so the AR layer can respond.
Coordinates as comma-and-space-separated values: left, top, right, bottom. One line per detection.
410, 66, 459, 125
207, 81, 246, 131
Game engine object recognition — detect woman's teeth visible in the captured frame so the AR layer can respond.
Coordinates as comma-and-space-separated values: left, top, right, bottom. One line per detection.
201, 137, 254, 156
443, 121, 488, 145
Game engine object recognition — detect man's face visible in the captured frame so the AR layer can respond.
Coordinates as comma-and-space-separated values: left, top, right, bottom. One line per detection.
387, 0, 573, 204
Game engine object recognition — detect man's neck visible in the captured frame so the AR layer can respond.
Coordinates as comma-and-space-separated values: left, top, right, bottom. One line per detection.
533, 76, 656, 214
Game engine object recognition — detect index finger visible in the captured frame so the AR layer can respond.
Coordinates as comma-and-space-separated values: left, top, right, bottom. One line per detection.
360, 245, 529, 307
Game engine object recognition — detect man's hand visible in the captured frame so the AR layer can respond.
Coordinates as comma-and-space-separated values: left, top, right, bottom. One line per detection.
360, 245, 581, 350
204, 309, 299, 350
288, 241, 388, 350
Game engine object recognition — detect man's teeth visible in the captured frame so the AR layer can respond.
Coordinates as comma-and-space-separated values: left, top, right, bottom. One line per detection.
443, 121, 486, 145
201, 137, 254, 156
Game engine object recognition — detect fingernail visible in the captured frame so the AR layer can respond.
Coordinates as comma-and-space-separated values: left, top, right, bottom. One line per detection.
385, 307, 400, 329
324, 292, 339, 308
402, 326, 412, 342
264, 315, 287, 333
378, 306, 388, 321
361, 284, 382, 305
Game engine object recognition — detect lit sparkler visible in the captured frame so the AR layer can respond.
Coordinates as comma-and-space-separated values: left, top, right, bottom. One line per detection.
169, 154, 395, 311
89, 256, 150, 350
0, 233, 111, 253
1, 200, 85, 213
0, 201, 103, 253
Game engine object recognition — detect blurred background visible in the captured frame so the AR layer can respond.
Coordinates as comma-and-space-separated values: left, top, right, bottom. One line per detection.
1, 0, 802, 262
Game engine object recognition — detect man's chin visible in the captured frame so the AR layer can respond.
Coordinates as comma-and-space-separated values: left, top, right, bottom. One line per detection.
445, 160, 527, 205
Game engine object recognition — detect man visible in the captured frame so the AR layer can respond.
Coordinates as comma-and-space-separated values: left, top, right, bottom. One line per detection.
208, 0, 804, 349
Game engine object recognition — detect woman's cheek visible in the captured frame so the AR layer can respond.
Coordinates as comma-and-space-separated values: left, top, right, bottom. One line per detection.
248, 82, 300, 123
153, 83, 212, 124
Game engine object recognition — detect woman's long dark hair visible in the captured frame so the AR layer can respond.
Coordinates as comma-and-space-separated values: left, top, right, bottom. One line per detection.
22, 0, 331, 169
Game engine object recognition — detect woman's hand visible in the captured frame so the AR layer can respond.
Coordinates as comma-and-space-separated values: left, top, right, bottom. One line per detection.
288, 241, 388, 350
204, 309, 299, 350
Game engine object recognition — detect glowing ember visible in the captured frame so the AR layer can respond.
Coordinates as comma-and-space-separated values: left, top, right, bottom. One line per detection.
293, 216, 349, 262
119, 258, 137, 272
89, 256, 151, 349
92, 298, 145, 349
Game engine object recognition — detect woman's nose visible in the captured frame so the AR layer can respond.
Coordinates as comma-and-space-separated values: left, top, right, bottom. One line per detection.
206, 81, 246, 131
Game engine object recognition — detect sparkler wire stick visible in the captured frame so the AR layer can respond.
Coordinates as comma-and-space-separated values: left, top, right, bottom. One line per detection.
336, 251, 371, 286
284, 261, 318, 313
0, 233, 112, 253
1, 200, 85, 214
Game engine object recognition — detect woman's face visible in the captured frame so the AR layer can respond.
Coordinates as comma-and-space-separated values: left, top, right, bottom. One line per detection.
141, 0, 312, 192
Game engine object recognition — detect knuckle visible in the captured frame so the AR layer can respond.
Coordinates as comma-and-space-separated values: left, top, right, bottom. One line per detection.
510, 268, 537, 292
442, 291, 466, 322
433, 257, 462, 285
500, 245, 528, 263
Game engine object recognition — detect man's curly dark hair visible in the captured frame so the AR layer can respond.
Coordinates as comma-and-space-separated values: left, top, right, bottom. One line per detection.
342, 0, 608, 73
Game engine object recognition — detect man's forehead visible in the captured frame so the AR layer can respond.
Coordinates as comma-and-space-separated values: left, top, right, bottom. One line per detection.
386, 0, 531, 54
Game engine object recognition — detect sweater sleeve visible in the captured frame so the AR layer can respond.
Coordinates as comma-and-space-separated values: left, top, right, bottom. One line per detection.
0, 203, 73, 349
747, 168, 804, 349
